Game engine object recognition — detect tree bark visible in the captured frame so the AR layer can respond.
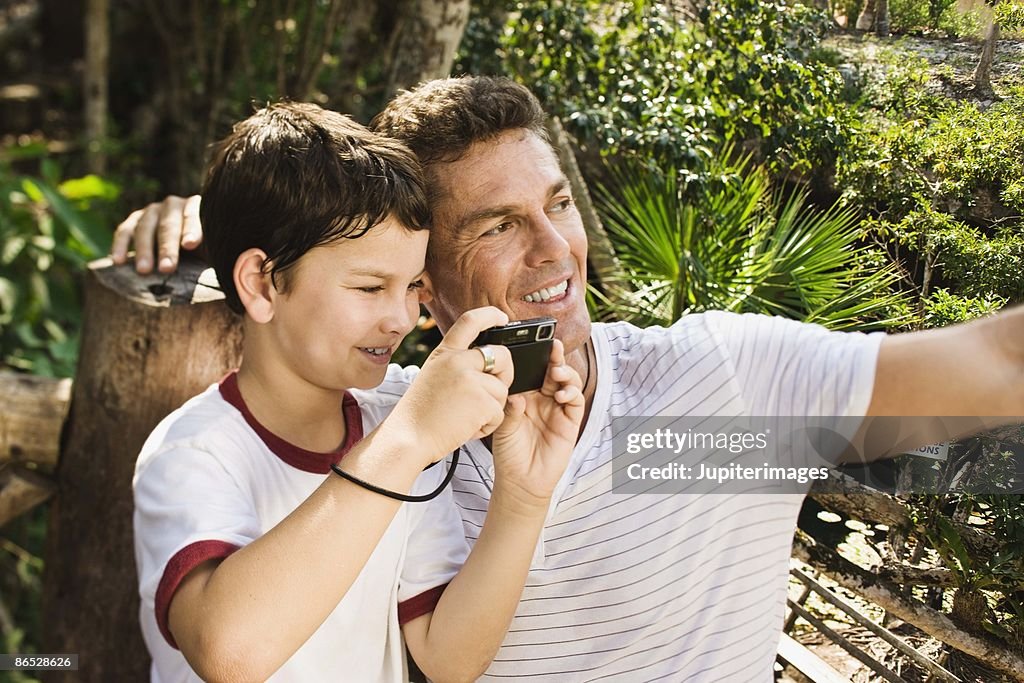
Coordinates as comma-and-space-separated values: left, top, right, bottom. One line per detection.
41, 257, 242, 683
84, 0, 110, 174
973, 15, 1000, 97
385, 0, 471, 98
856, 0, 877, 30
875, 0, 890, 36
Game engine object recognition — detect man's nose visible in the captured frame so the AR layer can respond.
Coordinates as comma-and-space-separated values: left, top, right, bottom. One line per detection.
525, 214, 571, 266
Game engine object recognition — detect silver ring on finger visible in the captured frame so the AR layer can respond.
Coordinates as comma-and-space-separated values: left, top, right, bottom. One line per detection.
477, 345, 496, 374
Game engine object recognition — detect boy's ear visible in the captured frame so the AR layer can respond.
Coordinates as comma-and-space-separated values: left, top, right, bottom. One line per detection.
234, 248, 275, 323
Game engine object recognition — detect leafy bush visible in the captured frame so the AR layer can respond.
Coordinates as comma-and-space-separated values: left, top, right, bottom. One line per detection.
461, 0, 854, 181
591, 153, 908, 331
0, 150, 118, 377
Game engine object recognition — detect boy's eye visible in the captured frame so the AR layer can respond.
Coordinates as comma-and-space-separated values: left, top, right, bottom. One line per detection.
358, 286, 384, 293
408, 279, 425, 291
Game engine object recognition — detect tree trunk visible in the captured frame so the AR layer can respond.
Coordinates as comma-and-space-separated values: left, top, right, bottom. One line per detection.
385, 0, 471, 97
973, 16, 1000, 97
875, 0, 890, 36
856, 0, 876, 30
84, 0, 109, 174
41, 257, 242, 683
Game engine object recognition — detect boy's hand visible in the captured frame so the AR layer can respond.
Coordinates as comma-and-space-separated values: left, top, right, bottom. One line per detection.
490, 339, 584, 510
387, 307, 514, 466
111, 194, 203, 274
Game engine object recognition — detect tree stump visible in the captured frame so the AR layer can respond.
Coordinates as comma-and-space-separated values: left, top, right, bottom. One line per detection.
41, 257, 242, 682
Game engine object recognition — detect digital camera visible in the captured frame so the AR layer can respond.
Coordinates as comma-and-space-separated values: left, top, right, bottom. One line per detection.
472, 317, 556, 393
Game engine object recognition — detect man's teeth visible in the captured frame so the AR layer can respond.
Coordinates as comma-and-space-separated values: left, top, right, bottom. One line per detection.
523, 280, 568, 303
362, 347, 390, 356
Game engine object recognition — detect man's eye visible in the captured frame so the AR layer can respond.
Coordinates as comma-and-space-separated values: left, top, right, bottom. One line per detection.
358, 286, 384, 293
551, 198, 575, 213
483, 222, 514, 237
408, 279, 425, 291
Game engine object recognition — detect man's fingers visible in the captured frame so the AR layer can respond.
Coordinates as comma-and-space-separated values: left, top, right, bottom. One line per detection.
156, 196, 187, 273
181, 195, 203, 248
132, 204, 162, 273
442, 307, 510, 350
111, 209, 143, 264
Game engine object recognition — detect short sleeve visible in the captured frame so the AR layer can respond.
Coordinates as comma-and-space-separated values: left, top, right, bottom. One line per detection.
133, 446, 261, 648
395, 456, 471, 625
701, 311, 885, 417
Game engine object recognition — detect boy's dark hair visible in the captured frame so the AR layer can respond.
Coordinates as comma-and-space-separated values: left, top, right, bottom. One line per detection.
371, 76, 549, 192
201, 101, 430, 314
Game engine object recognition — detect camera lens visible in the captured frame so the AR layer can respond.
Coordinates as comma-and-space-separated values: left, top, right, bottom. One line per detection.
536, 324, 554, 341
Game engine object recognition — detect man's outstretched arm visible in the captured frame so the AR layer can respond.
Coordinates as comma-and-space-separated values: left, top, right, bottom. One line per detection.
868, 307, 1024, 418
849, 306, 1024, 461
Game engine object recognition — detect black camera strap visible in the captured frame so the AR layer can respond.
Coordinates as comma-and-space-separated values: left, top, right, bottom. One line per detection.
330, 449, 460, 502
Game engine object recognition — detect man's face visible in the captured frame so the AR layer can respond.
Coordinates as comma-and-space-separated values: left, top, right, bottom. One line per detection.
424, 129, 591, 357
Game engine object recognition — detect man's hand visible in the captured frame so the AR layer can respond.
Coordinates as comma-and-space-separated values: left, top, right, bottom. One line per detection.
491, 339, 584, 508
386, 307, 515, 468
111, 194, 203, 273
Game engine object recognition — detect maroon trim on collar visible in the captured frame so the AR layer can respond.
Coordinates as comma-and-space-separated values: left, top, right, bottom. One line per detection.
218, 371, 364, 474
155, 540, 240, 650
398, 584, 449, 625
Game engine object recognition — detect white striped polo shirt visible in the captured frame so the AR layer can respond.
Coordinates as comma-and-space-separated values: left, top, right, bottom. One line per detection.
451, 311, 882, 682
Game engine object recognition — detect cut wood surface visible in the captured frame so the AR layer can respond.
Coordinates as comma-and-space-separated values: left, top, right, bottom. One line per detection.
41, 257, 242, 683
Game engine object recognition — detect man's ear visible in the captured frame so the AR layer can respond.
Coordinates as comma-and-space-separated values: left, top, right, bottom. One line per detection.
234, 248, 275, 323
419, 272, 435, 306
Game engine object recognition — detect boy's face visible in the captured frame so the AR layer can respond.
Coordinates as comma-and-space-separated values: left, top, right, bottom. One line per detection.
267, 218, 429, 391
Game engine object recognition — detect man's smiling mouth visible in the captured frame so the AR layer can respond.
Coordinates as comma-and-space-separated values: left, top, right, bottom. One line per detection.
522, 279, 569, 303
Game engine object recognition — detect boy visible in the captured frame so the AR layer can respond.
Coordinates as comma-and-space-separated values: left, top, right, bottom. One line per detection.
132, 102, 583, 682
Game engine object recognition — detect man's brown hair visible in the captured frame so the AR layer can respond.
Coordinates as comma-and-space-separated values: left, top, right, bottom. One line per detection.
201, 101, 430, 314
371, 76, 549, 174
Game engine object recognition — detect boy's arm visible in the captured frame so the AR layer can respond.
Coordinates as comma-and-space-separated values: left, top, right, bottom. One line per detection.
403, 340, 584, 682
158, 309, 514, 683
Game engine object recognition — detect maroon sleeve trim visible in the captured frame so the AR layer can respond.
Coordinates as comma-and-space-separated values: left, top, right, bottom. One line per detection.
155, 540, 240, 649
398, 584, 449, 626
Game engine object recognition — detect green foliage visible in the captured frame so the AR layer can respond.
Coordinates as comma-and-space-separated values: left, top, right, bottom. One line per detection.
886, 0, 982, 36
837, 56, 1024, 326
923, 288, 1007, 326
592, 153, 908, 331
0, 149, 118, 377
461, 0, 854, 180
996, 1, 1024, 31
0, 505, 47, 683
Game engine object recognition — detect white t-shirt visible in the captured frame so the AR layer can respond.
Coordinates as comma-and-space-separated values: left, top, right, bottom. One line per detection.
133, 366, 469, 683
451, 312, 883, 681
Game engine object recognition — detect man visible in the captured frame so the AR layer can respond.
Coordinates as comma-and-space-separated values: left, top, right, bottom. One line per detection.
113, 76, 1023, 681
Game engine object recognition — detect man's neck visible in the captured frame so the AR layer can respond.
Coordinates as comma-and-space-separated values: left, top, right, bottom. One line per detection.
566, 339, 597, 439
